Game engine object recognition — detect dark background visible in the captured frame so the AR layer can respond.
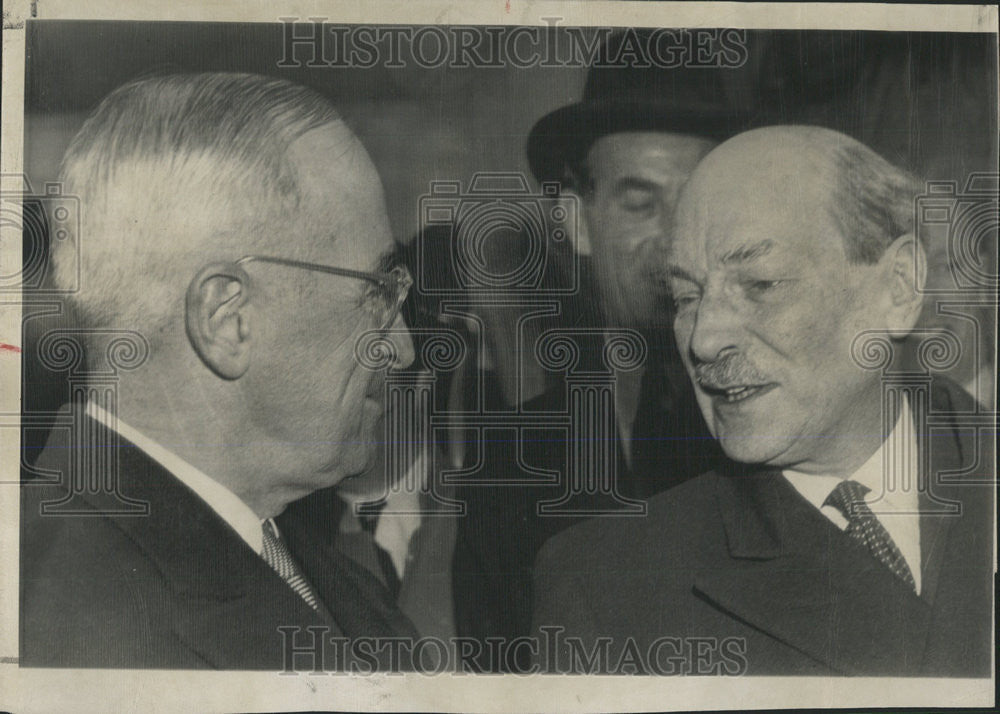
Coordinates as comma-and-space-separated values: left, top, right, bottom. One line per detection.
23, 21, 592, 244
23, 24, 998, 239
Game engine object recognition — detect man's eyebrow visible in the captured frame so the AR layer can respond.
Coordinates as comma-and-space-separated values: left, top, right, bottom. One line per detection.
720, 239, 774, 265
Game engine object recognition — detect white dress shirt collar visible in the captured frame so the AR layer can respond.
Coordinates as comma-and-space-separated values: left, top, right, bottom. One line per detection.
782, 396, 921, 593
86, 401, 266, 555
339, 448, 428, 579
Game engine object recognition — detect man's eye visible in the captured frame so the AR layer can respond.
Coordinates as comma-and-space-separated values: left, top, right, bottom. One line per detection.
618, 188, 656, 213
364, 282, 393, 311
754, 280, 781, 289
672, 293, 700, 310
744, 279, 785, 297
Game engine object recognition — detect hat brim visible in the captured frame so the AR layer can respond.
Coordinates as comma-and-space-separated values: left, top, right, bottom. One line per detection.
527, 100, 750, 186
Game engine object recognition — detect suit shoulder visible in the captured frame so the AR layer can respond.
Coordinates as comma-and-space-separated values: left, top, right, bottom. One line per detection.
21, 485, 169, 595
20, 485, 200, 667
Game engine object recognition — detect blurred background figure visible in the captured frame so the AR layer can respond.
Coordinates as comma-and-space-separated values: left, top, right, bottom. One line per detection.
331, 415, 458, 642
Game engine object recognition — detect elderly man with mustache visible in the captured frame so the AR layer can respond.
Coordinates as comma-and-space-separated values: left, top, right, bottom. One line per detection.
531, 126, 994, 677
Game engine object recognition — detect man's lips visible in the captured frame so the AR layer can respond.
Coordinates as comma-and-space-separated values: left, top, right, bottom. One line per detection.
699, 382, 777, 404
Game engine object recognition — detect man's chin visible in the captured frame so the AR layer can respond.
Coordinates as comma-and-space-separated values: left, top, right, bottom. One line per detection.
715, 430, 795, 468
709, 406, 791, 466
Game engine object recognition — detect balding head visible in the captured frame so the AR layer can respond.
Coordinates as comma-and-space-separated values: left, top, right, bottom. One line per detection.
675, 125, 922, 266
666, 125, 927, 476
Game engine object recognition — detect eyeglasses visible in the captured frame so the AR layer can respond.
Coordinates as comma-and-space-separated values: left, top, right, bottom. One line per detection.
236, 255, 413, 331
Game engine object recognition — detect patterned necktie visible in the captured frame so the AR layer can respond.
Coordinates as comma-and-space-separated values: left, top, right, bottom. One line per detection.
823, 480, 916, 591
261, 519, 320, 610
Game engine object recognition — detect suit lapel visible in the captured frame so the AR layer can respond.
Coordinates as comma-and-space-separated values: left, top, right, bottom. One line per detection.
912, 380, 966, 607
910, 381, 994, 675
277, 488, 421, 643
52, 413, 341, 669
693, 467, 931, 675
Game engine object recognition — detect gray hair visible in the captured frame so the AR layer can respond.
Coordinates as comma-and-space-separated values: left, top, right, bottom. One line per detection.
50, 72, 343, 335
827, 140, 924, 264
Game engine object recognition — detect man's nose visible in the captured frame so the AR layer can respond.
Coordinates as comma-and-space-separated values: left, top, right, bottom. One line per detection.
688, 290, 741, 365
387, 313, 415, 369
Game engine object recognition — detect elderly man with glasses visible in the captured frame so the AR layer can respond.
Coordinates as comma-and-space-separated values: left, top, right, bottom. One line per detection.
20, 72, 418, 670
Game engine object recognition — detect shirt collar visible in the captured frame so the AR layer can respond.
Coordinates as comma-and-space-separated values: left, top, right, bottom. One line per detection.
850, 396, 919, 510
781, 396, 922, 594
338, 449, 427, 578
782, 395, 917, 512
85, 401, 265, 555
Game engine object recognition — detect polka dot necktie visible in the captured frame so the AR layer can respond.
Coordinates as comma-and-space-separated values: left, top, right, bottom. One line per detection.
824, 480, 916, 592
261, 520, 320, 611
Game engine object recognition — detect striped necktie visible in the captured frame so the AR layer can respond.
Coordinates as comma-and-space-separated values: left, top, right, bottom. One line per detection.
261, 519, 320, 610
824, 480, 916, 591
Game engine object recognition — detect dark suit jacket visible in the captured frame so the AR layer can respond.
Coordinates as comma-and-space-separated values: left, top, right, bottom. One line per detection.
20, 412, 416, 669
533, 381, 994, 676
291, 482, 459, 641
452, 331, 722, 672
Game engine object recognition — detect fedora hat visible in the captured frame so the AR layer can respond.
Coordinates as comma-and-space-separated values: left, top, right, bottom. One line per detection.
526, 28, 755, 185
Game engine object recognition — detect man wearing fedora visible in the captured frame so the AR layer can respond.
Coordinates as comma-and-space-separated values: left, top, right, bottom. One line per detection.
451, 29, 745, 670
525, 32, 753, 497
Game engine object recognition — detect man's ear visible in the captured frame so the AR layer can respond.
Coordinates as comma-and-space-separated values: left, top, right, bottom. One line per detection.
878, 232, 927, 332
185, 262, 253, 379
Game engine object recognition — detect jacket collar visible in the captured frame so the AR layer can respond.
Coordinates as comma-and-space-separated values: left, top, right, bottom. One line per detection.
698, 465, 933, 674
694, 380, 973, 675
712, 380, 969, 567
39, 409, 341, 669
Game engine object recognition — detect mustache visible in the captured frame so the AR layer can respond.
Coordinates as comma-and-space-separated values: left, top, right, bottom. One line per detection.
693, 352, 770, 389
